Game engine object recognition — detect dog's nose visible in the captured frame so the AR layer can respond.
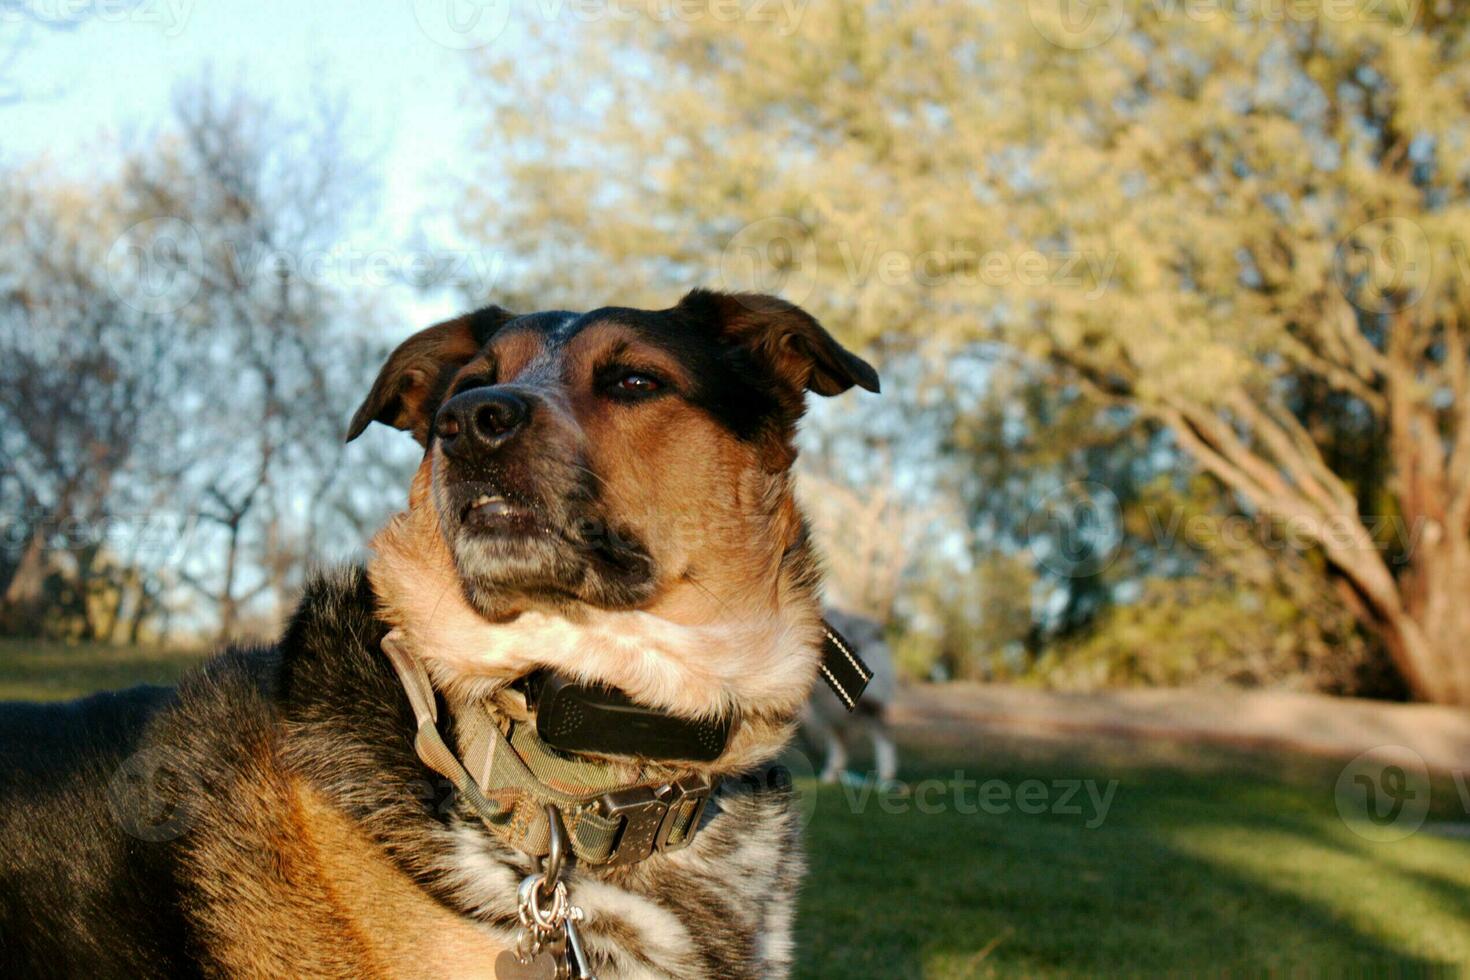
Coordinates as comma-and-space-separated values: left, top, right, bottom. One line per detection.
436, 389, 529, 456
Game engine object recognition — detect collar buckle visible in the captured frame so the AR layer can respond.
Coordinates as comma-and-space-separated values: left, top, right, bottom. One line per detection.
596, 774, 715, 866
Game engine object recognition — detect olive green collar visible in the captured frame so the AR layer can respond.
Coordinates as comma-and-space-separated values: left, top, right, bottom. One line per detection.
381, 631, 714, 867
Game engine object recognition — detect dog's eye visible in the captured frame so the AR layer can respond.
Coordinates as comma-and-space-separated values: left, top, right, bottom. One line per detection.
603, 371, 665, 400
617, 374, 661, 394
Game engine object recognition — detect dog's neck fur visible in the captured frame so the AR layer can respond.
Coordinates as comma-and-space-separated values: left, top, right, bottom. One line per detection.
366, 466, 825, 775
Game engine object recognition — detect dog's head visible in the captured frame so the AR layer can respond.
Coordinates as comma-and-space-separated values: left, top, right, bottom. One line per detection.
349, 289, 878, 625
350, 290, 877, 743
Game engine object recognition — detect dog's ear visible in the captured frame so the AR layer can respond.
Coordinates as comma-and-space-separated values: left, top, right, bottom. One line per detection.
346, 306, 516, 445
676, 289, 880, 397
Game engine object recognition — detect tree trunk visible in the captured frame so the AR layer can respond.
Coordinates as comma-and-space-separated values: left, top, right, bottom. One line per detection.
1324, 527, 1470, 706
127, 594, 149, 647
0, 529, 47, 632
1388, 535, 1470, 706
1163, 408, 1466, 704
216, 517, 243, 644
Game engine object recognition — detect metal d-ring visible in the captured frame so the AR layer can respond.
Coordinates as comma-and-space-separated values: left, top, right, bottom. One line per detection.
540, 803, 568, 895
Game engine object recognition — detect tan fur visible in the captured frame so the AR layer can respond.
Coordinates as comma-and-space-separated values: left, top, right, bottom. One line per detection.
488, 327, 551, 381
183, 731, 509, 978
368, 455, 820, 774
287, 780, 511, 978
368, 315, 830, 774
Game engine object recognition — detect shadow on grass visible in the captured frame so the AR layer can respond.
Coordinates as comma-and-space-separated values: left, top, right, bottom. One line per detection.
794, 737, 1470, 978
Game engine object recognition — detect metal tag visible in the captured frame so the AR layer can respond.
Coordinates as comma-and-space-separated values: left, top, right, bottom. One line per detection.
494, 949, 557, 979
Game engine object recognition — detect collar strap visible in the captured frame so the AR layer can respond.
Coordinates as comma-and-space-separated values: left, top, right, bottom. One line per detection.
382, 632, 714, 867
819, 620, 873, 711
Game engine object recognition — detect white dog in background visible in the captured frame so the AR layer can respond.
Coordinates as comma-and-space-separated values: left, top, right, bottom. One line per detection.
802, 608, 899, 785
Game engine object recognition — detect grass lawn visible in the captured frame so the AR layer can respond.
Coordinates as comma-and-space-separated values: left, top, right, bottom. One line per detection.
4, 640, 1469, 975
797, 731, 1470, 977
0, 637, 203, 701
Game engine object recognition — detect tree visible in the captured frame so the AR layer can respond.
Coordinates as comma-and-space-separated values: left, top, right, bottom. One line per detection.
0, 171, 183, 638
1, 82, 408, 645
113, 84, 404, 642
460, 4, 1470, 704
1042, 472, 1383, 694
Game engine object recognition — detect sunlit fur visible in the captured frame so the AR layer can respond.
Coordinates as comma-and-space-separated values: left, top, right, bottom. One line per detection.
365, 296, 876, 773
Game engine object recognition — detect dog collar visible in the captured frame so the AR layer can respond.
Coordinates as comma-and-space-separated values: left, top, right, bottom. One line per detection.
815, 620, 874, 710
381, 631, 715, 867
379, 619, 871, 867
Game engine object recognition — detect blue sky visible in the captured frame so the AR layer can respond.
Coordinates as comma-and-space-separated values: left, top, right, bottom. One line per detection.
2, 0, 513, 322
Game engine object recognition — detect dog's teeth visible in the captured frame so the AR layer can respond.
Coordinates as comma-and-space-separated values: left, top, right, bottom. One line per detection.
470, 494, 513, 515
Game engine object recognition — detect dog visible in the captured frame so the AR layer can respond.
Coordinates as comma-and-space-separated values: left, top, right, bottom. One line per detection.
0, 290, 879, 978
801, 609, 898, 786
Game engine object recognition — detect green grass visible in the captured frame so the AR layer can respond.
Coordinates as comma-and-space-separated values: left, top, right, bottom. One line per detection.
5, 640, 1469, 975
795, 732, 1470, 977
0, 637, 203, 702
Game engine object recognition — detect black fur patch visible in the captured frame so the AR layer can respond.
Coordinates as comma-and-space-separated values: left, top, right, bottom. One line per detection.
495, 304, 791, 445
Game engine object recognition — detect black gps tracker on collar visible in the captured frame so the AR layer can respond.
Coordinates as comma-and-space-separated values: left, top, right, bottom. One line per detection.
522, 619, 870, 764
523, 672, 733, 763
